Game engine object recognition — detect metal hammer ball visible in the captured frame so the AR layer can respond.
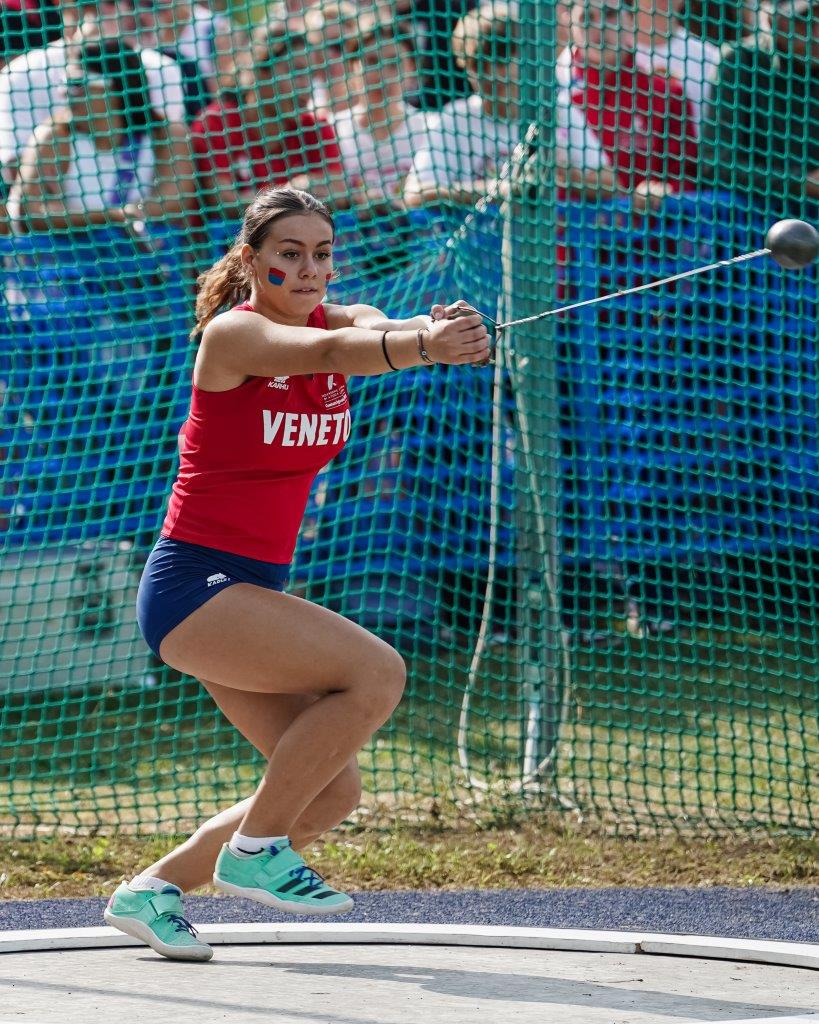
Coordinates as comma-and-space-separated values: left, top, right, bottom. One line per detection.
765, 219, 819, 269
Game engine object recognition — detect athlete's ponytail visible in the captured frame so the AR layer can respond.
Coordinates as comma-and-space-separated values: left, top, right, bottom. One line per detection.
193, 243, 247, 337
192, 186, 335, 339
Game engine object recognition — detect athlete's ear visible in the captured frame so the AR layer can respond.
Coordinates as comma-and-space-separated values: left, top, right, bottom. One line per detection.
240, 243, 256, 270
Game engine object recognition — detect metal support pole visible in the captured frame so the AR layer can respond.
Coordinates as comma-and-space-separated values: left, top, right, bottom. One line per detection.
505, 0, 572, 791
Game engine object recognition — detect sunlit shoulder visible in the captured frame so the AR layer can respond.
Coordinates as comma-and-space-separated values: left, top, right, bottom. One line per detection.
200, 306, 269, 345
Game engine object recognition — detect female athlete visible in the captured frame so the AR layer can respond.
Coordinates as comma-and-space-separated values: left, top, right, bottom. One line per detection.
103, 185, 490, 960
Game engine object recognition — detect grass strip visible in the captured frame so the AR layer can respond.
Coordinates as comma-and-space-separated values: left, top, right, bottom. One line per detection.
1, 825, 817, 900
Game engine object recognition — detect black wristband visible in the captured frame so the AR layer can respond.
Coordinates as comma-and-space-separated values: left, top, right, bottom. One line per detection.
381, 330, 398, 371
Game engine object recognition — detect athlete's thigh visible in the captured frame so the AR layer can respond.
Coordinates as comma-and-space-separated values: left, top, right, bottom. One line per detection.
159, 583, 399, 694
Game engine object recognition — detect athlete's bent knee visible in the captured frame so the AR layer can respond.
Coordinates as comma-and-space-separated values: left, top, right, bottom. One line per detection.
358, 645, 406, 719
384, 646, 407, 702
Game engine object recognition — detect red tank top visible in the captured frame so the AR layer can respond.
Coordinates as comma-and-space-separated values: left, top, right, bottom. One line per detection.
162, 303, 350, 562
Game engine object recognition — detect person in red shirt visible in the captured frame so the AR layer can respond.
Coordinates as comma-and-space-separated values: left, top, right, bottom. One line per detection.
191, 18, 346, 218
0, 0, 62, 68
102, 185, 490, 961
558, 0, 698, 211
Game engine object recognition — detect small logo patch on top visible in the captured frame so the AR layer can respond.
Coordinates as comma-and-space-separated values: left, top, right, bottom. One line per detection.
268, 376, 290, 390
322, 375, 347, 410
207, 572, 230, 588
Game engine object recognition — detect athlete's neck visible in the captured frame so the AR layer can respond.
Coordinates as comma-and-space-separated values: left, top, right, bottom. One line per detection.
247, 292, 311, 327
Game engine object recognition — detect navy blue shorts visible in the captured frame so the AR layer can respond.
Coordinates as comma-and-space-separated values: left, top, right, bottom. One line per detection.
136, 537, 290, 659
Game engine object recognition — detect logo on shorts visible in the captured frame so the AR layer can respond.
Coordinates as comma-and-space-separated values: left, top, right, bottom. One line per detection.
206, 572, 230, 587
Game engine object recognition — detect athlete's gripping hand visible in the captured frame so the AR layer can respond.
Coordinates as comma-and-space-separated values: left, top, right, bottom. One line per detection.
426, 301, 490, 365
430, 301, 493, 366
430, 300, 478, 323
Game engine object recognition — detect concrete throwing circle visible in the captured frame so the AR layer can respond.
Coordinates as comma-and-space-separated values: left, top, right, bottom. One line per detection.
0, 924, 817, 1024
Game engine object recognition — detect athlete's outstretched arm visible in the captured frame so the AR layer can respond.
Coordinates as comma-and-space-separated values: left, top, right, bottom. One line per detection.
337, 303, 433, 333
198, 306, 490, 379
337, 301, 486, 333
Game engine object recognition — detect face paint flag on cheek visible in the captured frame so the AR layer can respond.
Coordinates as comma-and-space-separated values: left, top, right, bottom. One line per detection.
268, 267, 286, 286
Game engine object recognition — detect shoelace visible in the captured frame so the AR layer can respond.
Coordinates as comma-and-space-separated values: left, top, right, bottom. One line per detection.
288, 864, 326, 892
166, 913, 200, 938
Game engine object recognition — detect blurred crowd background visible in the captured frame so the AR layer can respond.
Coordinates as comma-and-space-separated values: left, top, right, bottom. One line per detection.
0, 0, 816, 236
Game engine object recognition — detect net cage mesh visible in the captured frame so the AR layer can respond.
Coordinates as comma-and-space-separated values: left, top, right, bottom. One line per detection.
0, 0, 817, 837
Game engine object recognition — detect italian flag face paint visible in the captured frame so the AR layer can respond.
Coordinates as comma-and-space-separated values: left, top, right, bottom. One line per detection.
268, 267, 286, 286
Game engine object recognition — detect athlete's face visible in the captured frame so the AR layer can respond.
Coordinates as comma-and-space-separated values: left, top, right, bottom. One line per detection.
244, 213, 335, 324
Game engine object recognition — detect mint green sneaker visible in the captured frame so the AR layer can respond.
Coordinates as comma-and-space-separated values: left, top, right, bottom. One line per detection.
213, 840, 354, 915
103, 882, 213, 962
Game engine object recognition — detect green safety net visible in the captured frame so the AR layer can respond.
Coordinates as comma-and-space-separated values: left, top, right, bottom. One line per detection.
1, 0, 817, 837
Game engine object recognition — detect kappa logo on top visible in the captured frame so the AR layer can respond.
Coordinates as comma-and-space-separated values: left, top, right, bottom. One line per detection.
206, 572, 230, 587
268, 376, 290, 390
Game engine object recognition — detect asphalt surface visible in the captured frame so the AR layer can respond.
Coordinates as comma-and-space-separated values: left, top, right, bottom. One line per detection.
1, 888, 817, 942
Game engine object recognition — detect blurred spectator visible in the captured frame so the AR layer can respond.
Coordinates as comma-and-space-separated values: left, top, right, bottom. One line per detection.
0, 0, 185, 190
0, 1, 94, 187
699, 0, 819, 219
0, 1, 63, 69
191, 19, 345, 218
408, 0, 570, 111
333, 14, 432, 210
8, 37, 194, 231
304, 0, 362, 118
403, 1, 519, 208
556, 0, 699, 212
555, 0, 575, 50
410, 0, 479, 110
682, 0, 770, 46
557, 0, 721, 133
127, 0, 242, 122
634, 0, 722, 127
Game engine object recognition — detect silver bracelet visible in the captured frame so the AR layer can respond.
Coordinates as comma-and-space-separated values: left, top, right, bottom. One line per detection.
417, 327, 434, 365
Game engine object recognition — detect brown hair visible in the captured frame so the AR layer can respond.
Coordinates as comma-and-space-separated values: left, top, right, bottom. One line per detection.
193, 187, 335, 338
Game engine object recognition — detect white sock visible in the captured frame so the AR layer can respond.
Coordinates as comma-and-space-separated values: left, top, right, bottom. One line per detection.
228, 832, 289, 856
129, 873, 180, 893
